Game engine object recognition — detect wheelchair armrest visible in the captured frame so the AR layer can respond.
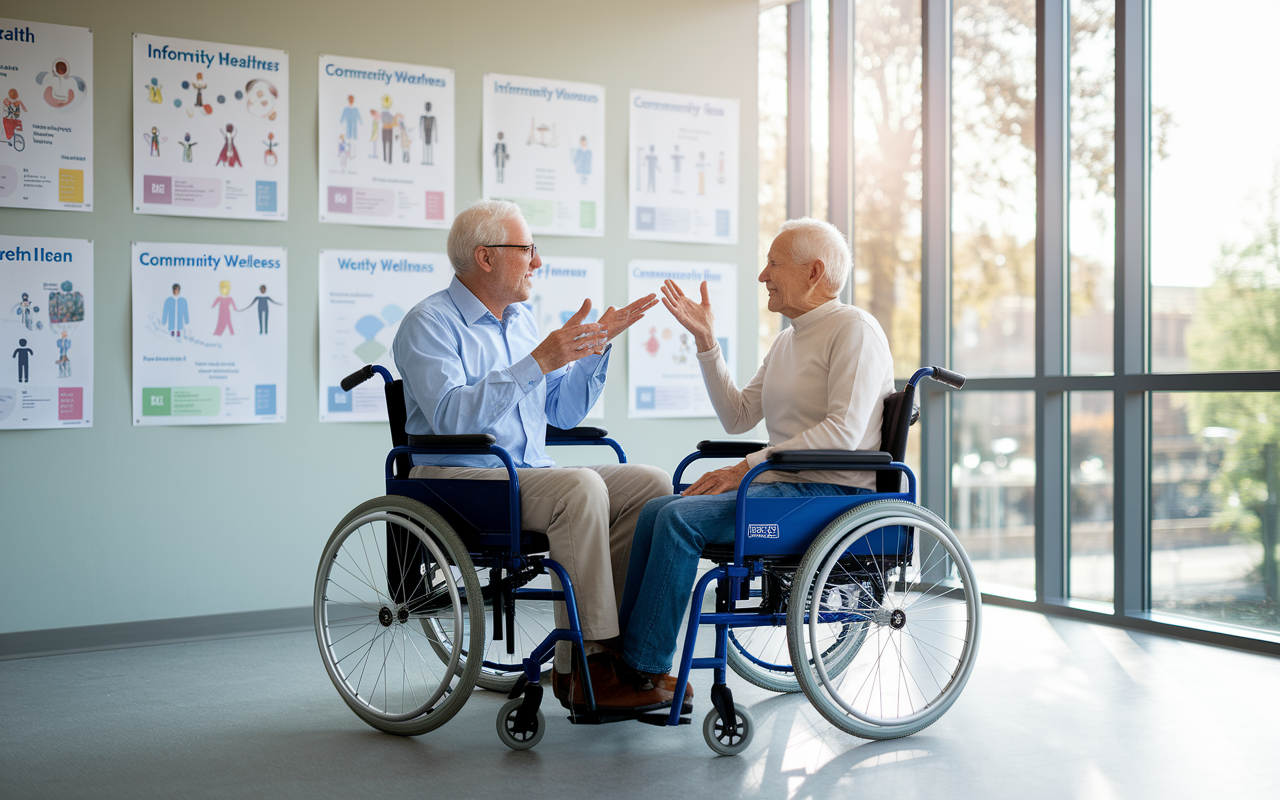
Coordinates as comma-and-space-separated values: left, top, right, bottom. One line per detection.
546, 425, 608, 440
407, 433, 498, 448
769, 449, 892, 467
696, 440, 769, 457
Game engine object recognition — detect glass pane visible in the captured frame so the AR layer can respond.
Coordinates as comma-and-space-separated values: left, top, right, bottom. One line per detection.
951, 0, 1037, 378
758, 4, 788, 363
1068, 0, 1114, 375
1151, 392, 1280, 634
951, 391, 1037, 595
1150, 1, 1280, 374
811, 0, 830, 222
854, 0, 923, 379
1069, 391, 1114, 605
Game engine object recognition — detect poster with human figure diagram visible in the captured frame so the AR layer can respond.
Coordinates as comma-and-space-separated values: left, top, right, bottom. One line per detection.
318, 55, 455, 228
1, 235, 93, 430
318, 249, 450, 423
131, 241, 288, 426
132, 33, 288, 221
628, 259, 737, 419
0, 19, 94, 211
629, 89, 739, 244
482, 72, 605, 237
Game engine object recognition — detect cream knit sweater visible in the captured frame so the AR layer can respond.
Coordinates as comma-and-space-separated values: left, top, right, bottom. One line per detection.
696, 298, 895, 489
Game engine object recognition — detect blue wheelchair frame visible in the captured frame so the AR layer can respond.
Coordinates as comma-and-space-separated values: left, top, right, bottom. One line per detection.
343, 361, 962, 734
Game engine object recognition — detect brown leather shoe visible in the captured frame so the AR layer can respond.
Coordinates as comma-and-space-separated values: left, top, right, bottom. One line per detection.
552, 653, 673, 714
651, 673, 694, 713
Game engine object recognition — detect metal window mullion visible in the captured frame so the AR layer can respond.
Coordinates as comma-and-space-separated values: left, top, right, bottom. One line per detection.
1113, 0, 1149, 618
921, 0, 952, 516
787, 0, 813, 221
829, 0, 855, 305
1036, 0, 1068, 603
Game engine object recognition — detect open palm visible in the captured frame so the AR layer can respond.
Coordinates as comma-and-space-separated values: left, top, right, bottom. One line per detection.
660, 279, 715, 352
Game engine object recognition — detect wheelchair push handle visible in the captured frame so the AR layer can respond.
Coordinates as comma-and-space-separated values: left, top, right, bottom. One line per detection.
910, 365, 966, 390
340, 364, 393, 392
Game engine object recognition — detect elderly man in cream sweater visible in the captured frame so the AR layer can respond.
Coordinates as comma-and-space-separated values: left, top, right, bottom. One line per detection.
615, 216, 895, 687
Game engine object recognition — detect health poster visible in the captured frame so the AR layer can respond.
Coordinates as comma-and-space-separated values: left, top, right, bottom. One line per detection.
530, 255, 604, 419
132, 33, 288, 221
1, 235, 93, 430
318, 55, 455, 229
131, 241, 287, 426
318, 249, 449, 422
628, 260, 737, 419
629, 90, 739, 245
0, 20, 93, 212
482, 72, 604, 238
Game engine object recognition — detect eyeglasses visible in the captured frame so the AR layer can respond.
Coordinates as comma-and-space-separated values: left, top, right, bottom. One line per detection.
483, 243, 538, 258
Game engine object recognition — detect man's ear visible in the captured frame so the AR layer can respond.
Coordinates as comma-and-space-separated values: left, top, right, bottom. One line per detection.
473, 246, 494, 275
808, 259, 827, 288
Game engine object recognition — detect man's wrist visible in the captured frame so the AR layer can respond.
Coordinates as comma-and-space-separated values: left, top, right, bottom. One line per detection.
694, 333, 716, 352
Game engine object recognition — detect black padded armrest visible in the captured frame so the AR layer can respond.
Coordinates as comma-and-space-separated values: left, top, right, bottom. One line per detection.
547, 426, 608, 439
770, 449, 891, 465
696, 440, 769, 456
407, 433, 497, 447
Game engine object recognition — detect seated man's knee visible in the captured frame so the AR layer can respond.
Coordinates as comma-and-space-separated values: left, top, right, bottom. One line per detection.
562, 468, 609, 505
654, 500, 707, 550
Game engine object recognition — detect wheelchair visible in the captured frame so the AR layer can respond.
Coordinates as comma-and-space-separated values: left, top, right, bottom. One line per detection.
314, 364, 980, 755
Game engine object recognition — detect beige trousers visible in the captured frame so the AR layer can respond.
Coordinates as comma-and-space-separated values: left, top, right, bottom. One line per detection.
408, 462, 671, 670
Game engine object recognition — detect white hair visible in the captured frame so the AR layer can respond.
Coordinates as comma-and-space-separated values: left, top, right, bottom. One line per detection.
447, 200, 523, 275
778, 217, 851, 294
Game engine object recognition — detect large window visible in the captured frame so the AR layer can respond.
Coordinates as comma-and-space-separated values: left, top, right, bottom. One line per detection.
760, 0, 1280, 652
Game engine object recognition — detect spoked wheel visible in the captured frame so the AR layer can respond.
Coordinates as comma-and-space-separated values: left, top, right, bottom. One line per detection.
702, 705, 755, 756
727, 569, 876, 693
425, 566, 557, 693
496, 697, 546, 751
314, 496, 485, 735
788, 500, 981, 740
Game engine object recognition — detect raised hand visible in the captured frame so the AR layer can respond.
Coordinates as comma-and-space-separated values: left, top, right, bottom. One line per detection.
660, 279, 715, 352
530, 299, 609, 374
597, 293, 659, 344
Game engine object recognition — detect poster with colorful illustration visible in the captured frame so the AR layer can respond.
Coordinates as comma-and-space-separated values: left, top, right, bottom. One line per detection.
628, 89, 739, 244
530, 255, 605, 419
627, 260, 737, 418
0, 235, 93, 429
317, 55, 454, 229
482, 72, 604, 238
131, 241, 287, 426
318, 248, 449, 422
0, 20, 93, 212
132, 33, 288, 221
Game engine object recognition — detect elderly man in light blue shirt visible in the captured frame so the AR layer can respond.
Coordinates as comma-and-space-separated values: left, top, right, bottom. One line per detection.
392, 199, 674, 714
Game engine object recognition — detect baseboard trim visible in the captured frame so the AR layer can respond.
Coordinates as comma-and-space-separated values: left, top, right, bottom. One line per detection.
0, 607, 313, 662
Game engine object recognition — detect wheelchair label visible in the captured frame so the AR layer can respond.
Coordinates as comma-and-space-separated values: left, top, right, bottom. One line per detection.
747, 524, 780, 540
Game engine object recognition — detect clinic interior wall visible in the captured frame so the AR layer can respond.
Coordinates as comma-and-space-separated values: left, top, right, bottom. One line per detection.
0, 0, 761, 636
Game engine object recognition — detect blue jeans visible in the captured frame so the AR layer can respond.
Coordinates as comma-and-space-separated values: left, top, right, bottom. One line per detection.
618, 481, 870, 675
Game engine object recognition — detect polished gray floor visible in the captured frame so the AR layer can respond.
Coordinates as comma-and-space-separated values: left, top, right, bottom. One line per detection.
2, 605, 1278, 799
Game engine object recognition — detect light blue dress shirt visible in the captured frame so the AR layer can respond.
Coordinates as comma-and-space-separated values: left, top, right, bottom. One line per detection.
392, 276, 610, 469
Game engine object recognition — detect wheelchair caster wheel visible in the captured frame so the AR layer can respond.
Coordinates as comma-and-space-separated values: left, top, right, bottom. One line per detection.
497, 697, 546, 751
702, 705, 754, 756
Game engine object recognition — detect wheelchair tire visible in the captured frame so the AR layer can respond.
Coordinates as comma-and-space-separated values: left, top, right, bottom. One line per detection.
496, 697, 546, 751
787, 500, 981, 740
702, 704, 755, 756
727, 577, 874, 694
314, 496, 485, 736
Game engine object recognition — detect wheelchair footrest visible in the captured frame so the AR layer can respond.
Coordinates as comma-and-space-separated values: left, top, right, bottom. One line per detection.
635, 713, 691, 727
564, 712, 647, 725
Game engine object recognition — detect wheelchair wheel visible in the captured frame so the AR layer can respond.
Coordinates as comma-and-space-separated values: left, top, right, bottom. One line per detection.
314, 496, 485, 736
496, 697, 546, 751
727, 574, 875, 694
702, 705, 755, 756
423, 566, 556, 693
787, 500, 981, 740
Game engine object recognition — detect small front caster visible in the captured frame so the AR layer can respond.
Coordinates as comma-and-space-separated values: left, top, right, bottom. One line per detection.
497, 697, 546, 750
702, 705, 754, 756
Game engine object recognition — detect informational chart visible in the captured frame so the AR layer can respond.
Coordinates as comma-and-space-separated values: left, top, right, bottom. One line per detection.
318, 248, 450, 422
131, 241, 287, 426
482, 72, 604, 238
0, 19, 93, 212
629, 89, 739, 245
1, 235, 93, 430
530, 255, 605, 419
627, 259, 737, 418
318, 55, 454, 228
132, 33, 288, 221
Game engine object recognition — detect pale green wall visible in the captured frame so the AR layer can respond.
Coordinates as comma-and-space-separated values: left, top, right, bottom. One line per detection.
0, 0, 760, 634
